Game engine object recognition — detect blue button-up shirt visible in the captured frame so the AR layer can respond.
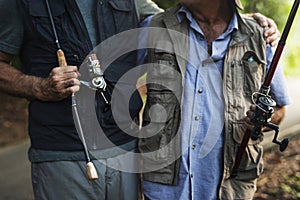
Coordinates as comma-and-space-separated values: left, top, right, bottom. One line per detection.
143, 7, 291, 200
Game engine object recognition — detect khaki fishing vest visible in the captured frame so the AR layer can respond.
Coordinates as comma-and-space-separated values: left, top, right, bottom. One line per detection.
139, 4, 267, 199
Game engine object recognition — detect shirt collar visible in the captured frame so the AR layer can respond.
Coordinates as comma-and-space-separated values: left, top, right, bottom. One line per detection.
177, 6, 239, 39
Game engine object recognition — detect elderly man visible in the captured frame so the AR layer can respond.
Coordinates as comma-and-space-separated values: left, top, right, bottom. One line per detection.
139, 0, 291, 199
0, 0, 163, 199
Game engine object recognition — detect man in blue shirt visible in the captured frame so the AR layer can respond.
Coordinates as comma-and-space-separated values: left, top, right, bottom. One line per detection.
140, 0, 291, 199
0, 0, 162, 199
0, 0, 283, 199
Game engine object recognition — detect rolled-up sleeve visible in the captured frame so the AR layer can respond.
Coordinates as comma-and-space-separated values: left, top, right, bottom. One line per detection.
0, 0, 23, 55
135, 0, 163, 22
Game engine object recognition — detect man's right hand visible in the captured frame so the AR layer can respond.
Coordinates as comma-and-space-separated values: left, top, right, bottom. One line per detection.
36, 65, 80, 101
0, 51, 80, 101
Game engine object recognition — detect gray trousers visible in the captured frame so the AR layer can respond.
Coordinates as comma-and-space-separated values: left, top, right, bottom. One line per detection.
31, 157, 139, 200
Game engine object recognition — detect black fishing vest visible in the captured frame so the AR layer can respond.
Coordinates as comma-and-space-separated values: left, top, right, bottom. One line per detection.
18, 0, 141, 150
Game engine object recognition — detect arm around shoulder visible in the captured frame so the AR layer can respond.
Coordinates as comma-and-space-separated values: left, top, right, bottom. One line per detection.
135, 0, 164, 21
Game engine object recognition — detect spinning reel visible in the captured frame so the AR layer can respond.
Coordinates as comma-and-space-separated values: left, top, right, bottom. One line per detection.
81, 54, 110, 105
250, 92, 289, 152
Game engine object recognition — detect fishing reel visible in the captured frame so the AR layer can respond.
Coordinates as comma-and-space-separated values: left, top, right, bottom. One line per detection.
250, 92, 289, 152
86, 54, 107, 92
80, 54, 110, 105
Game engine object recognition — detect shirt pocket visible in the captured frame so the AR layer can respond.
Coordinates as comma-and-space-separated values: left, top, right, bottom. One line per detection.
108, 0, 137, 33
28, 0, 66, 44
242, 51, 265, 97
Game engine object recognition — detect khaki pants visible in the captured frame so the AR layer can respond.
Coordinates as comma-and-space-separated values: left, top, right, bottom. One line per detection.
220, 178, 257, 200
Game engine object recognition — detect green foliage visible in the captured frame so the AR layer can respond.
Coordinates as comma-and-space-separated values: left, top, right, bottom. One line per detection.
240, 0, 291, 31
152, 0, 177, 9
283, 17, 300, 77
240, 0, 300, 77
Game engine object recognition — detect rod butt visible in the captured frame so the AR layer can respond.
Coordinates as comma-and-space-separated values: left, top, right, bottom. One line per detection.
86, 162, 98, 180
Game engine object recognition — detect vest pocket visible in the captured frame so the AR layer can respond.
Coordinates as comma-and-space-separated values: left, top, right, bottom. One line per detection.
151, 51, 178, 77
28, 0, 66, 44
242, 51, 265, 97
108, 0, 136, 33
232, 122, 264, 180
139, 91, 180, 165
147, 51, 181, 93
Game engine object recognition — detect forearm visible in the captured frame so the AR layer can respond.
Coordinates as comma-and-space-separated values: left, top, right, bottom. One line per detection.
0, 51, 80, 101
0, 53, 41, 100
260, 106, 286, 132
270, 106, 286, 125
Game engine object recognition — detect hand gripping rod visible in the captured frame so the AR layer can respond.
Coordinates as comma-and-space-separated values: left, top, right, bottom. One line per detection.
45, 0, 98, 180
231, 0, 299, 177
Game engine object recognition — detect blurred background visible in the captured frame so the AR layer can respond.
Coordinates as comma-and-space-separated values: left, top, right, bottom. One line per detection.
0, 0, 299, 199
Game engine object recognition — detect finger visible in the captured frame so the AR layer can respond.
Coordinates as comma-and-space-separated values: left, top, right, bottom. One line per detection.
265, 17, 277, 31
51, 65, 78, 75
265, 34, 280, 46
62, 71, 79, 81
252, 13, 268, 27
66, 85, 80, 94
267, 30, 280, 47
266, 35, 280, 47
67, 65, 79, 73
250, 104, 256, 111
264, 19, 280, 46
246, 110, 254, 120
51, 69, 79, 82
264, 27, 274, 38
54, 78, 79, 91
244, 117, 254, 130
66, 78, 80, 87
271, 38, 280, 47
245, 119, 253, 130
54, 84, 80, 100
58, 86, 79, 96
62, 66, 80, 80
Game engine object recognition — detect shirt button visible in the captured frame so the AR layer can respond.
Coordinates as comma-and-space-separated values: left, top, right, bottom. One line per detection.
198, 88, 203, 94
192, 145, 196, 150
195, 116, 200, 121
190, 173, 194, 178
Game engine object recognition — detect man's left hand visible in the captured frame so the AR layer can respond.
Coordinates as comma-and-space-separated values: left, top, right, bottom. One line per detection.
251, 13, 280, 47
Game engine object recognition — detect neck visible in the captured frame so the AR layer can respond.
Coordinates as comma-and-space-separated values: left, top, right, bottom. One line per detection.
188, 0, 233, 25
183, 0, 234, 44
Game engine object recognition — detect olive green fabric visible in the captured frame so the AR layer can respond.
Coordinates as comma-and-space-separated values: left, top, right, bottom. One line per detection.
140, 4, 267, 199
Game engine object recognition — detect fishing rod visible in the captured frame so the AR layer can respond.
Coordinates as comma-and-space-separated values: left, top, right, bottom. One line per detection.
45, 0, 98, 180
231, 0, 299, 177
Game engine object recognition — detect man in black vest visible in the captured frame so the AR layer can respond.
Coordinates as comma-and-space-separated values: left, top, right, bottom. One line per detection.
0, 0, 280, 199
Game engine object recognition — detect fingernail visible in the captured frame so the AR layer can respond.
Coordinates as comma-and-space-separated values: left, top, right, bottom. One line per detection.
271, 42, 275, 47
